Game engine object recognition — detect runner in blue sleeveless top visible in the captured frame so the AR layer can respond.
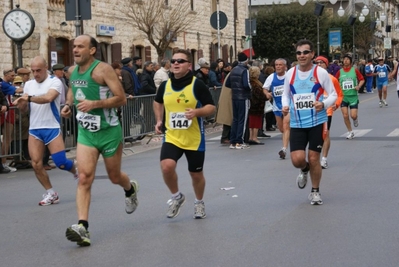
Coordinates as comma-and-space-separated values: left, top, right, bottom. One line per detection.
282, 40, 337, 205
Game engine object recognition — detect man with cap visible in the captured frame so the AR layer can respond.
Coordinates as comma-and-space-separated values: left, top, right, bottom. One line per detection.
373, 57, 392, 107
195, 61, 210, 86
17, 68, 31, 85
335, 53, 365, 140
314, 55, 343, 169
52, 64, 67, 104
282, 40, 337, 205
225, 52, 251, 149
132, 56, 142, 73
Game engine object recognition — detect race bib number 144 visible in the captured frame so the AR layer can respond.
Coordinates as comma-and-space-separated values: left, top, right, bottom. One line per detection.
169, 112, 192, 129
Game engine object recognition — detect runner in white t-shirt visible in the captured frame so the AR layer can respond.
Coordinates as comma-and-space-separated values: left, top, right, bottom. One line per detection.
13, 56, 78, 206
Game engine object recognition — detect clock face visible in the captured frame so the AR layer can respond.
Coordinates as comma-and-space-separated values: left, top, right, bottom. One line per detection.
2, 9, 35, 41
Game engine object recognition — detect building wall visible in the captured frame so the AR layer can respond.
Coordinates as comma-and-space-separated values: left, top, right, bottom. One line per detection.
0, 0, 248, 72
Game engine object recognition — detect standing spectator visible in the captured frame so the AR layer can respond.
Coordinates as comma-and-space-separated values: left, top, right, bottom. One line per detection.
17, 68, 32, 84
195, 62, 210, 85
140, 61, 157, 132
328, 60, 341, 76
132, 56, 142, 73
225, 52, 251, 149
1, 68, 23, 172
12, 56, 78, 205
248, 66, 268, 145
358, 59, 366, 93
0, 85, 10, 173
216, 61, 237, 145
365, 59, 374, 93
153, 59, 171, 90
153, 49, 215, 219
119, 58, 136, 142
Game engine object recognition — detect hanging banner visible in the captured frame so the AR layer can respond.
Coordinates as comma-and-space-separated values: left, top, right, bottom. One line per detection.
384, 37, 391, 49
328, 28, 342, 56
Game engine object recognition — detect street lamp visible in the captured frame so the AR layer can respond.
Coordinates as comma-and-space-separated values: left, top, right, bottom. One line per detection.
337, 0, 356, 57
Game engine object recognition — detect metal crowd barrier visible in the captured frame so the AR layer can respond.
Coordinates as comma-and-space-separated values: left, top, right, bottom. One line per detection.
206, 86, 222, 122
0, 95, 158, 164
0, 106, 23, 161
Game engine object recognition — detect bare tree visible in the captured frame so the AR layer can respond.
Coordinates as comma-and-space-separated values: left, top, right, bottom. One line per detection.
118, 0, 197, 62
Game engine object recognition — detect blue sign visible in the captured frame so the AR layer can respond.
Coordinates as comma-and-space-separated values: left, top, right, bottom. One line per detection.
96, 24, 116, 36
328, 28, 342, 56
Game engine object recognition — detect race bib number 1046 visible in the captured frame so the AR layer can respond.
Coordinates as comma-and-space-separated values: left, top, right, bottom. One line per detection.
293, 93, 315, 110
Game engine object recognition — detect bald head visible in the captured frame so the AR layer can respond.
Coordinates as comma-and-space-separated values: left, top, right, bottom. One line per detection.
30, 56, 48, 83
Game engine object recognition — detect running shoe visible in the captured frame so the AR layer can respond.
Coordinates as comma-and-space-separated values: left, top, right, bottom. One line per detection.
193, 201, 206, 219
321, 158, 328, 169
308, 192, 323, 205
229, 144, 236, 149
235, 143, 250, 149
167, 193, 186, 218
346, 131, 354, 140
39, 192, 59, 206
3, 164, 17, 173
296, 170, 308, 189
125, 180, 139, 214
383, 99, 388, 106
66, 224, 91, 246
379, 101, 383, 108
353, 118, 359, 127
278, 148, 286, 159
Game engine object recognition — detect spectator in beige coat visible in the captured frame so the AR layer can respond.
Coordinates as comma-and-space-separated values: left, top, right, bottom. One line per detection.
153, 59, 170, 90
215, 61, 238, 144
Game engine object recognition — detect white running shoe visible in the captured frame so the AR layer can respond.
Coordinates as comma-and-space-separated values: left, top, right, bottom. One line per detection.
125, 180, 139, 214
379, 101, 383, 108
235, 143, 250, 149
308, 192, 323, 205
383, 99, 388, 106
3, 164, 17, 173
296, 170, 308, 189
229, 144, 235, 149
346, 131, 354, 140
39, 192, 59, 206
321, 158, 328, 169
353, 118, 359, 127
193, 201, 206, 219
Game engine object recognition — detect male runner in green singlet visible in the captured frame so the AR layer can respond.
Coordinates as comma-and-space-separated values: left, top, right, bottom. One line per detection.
61, 34, 138, 246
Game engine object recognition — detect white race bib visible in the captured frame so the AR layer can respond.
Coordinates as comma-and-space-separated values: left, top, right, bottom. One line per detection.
342, 80, 354, 90
378, 72, 386, 78
169, 112, 192, 129
76, 112, 101, 132
293, 93, 315, 110
273, 85, 284, 96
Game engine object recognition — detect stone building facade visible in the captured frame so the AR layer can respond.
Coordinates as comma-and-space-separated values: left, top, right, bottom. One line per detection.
0, 0, 248, 72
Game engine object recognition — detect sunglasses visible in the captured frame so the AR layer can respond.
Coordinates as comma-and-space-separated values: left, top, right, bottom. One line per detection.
296, 50, 312, 55
171, 59, 189, 64
315, 61, 325, 65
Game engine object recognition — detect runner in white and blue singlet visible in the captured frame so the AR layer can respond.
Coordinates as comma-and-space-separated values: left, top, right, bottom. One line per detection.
281, 40, 337, 205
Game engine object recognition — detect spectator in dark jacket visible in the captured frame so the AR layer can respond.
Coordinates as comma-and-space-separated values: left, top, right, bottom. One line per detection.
195, 62, 210, 86
139, 61, 156, 95
328, 60, 341, 76
0, 82, 10, 173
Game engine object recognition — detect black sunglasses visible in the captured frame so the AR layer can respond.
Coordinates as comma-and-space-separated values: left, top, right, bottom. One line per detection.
296, 50, 312, 55
171, 59, 189, 64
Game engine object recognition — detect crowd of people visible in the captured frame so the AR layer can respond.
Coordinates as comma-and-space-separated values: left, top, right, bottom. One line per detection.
3, 34, 399, 247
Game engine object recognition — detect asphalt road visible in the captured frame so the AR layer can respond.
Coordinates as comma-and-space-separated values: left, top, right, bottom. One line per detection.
0, 84, 398, 267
